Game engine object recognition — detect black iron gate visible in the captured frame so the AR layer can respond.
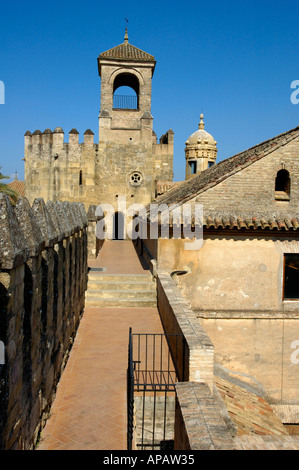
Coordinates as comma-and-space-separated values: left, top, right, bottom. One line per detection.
127, 328, 135, 450
127, 328, 186, 450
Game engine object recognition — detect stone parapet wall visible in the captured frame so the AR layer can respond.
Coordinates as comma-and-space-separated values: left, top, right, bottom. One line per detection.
174, 382, 299, 450
156, 269, 214, 391
0, 194, 88, 450
174, 382, 235, 450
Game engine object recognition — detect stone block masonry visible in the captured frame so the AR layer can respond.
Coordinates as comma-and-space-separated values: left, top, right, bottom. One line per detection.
24, 127, 174, 211
0, 194, 88, 450
174, 382, 235, 450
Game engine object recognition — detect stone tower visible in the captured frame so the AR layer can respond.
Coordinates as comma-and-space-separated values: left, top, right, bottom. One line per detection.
185, 114, 217, 180
97, 28, 173, 208
24, 30, 174, 211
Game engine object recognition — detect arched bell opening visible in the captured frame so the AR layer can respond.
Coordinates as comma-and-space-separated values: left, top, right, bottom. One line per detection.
113, 73, 139, 110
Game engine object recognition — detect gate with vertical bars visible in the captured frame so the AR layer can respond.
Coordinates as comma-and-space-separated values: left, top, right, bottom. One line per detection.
127, 328, 186, 450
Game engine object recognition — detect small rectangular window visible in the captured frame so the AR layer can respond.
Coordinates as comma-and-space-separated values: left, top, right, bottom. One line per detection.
79, 170, 83, 186
189, 161, 197, 175
284, 254, 299, 300
208, 161, 214, 168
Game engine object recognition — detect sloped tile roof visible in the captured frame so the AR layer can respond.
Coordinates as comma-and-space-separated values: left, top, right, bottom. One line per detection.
7, 179, 25, 197
99, 42, 155, 62
156, 180, 181, 196
215, 376, 289, 437
154, 125, 299, 208
201, 215, 299, 231
161, 213, 299, 232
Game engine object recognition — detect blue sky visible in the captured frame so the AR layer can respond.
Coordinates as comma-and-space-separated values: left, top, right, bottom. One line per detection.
0, 0, 298, 182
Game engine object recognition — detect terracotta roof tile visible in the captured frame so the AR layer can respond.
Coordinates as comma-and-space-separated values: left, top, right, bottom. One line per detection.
215, 376, 289, 437
154, 125, 299, 208
164, 213, 299, 231
156, 180, 181, 196
7, 180, 25, 197
99, 42, 155, 62
201, 215, 299, 231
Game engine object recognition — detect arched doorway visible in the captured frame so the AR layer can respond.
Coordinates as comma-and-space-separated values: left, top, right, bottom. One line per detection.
113, 212, 125, 240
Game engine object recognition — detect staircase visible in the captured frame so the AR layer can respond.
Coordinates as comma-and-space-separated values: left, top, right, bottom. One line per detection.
85, 270, 157, 307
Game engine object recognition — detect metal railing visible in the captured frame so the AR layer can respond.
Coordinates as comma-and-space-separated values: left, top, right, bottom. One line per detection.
127, 328, 186, 450
127, 328, 135, 451
113, 94, 138, 110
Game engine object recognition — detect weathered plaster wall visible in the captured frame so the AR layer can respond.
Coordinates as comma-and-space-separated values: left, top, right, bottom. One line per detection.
199, 317, 299, 405
157, 235, 299, 315
155, 234, 299, 407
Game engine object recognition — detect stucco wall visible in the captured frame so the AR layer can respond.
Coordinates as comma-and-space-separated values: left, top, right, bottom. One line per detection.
158, 235, 299, 315
156, 234, 299, 407
200, 317, 299, 406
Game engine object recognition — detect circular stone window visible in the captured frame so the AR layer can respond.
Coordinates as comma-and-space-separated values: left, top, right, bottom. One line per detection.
129, 171, 143, 187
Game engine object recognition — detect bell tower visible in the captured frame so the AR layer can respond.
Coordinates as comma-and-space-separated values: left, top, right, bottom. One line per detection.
96, 29, 157, 207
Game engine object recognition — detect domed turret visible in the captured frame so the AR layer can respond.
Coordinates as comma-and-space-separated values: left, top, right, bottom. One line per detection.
185, 114, 217, 179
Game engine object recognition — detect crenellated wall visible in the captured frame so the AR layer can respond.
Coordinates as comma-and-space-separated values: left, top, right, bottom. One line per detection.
0, 194, 88, 450
152, 129, 174, 182
24, 126, 174, 212
24, 128, 98, 208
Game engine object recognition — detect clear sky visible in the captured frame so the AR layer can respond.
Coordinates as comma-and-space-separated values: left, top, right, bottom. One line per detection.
0, 0, 298, 183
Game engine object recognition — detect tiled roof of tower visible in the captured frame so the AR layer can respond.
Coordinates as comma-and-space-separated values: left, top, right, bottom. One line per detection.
99, 29, 155, 63
153, 125, 299, 207
99, 42, 155, 62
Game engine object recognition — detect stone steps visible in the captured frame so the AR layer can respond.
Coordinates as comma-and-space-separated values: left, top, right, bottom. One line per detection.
88, 272, 152, 282
85, 298, 157, 308
86, 289, 156, 300
87, 280, 156, 291
85, 272, 157, 307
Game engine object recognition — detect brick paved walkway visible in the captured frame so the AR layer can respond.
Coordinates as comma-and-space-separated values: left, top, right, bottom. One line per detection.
38, 241, 163, 450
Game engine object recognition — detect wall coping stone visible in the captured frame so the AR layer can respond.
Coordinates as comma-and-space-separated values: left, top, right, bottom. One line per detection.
77, 202, 89, 227
15, 197, 45, 256
0, 196, 88, 271
175, 382, 235, 450
46, 201, 66, 242
73, 202, 88, 228
157, 269, 214, 351
55, 201, 72, 238
0, 194, 29, 269
87, 204, 97, 222
31, 198, 59, 247
63, 201, 80, 234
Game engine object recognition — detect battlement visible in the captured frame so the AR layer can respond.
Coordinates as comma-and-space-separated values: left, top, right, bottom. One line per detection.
0, 194, 88, 449
24, 127, 96, 149
152, 129, 174, 182
152, 129, 174, 146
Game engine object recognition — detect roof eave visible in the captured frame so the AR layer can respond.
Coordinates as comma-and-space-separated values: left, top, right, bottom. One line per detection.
98, 56, 156, 77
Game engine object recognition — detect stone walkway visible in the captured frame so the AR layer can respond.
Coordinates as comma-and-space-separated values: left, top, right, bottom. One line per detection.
38, 241, 163, 450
